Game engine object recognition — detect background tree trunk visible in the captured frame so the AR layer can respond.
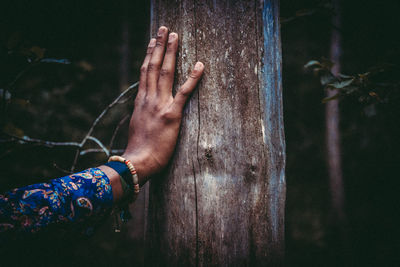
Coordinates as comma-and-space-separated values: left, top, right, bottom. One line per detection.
326, 0, 348, 261
145, 0, 285, 265
326, 0, 346, 232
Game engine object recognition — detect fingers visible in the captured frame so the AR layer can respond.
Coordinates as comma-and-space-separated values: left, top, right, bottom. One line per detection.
137, 38, 156, 100
140, 26, 204, 114
172, 62, 204, 113
158, 32, 179, 101
147, 26, 169, 96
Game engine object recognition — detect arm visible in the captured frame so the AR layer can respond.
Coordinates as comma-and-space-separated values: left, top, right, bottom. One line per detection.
0, 26, 204, 235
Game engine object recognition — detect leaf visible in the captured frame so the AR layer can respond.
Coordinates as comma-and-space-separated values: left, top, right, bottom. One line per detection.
304, 60, 322, 69
40, 58, 71, 64
322, 93, 341, 103
320, 73, 336, 85
358, 72, 370, 79
368, 91, 382, 101
338, 73, 353, 79
328, 78, 354, 89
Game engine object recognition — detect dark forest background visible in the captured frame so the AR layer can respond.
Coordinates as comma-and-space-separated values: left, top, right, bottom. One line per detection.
0, 0, 399, 266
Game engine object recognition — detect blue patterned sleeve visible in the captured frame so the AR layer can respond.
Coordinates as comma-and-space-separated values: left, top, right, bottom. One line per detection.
0, 168, 113, 236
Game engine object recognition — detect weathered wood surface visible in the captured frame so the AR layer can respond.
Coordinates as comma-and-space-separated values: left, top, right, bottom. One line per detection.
145, 0, 285, 266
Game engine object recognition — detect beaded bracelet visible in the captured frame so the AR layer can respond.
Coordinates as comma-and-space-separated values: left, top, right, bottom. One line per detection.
107, 155, 141, 229
108, 155, 140, 194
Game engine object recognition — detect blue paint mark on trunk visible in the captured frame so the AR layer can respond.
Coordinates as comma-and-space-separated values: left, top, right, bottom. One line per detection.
261, 0, 286, 248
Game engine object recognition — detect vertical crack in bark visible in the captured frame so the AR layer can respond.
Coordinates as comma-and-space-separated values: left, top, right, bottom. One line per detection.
192, 158, 199, 267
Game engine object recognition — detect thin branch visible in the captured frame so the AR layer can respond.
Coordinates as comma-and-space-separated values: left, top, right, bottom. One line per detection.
80, 148, 124, 156
2, 82, 138, 173
70, 81, 138, 172
70, 149, 81, 173
109, 114, 130, 150
3, 134, 81, 148
116, 98, 132, 105
80, 81, 138, 146
86, 136, 110, 157
53, 163, 72, 174
3, 134, 111, 156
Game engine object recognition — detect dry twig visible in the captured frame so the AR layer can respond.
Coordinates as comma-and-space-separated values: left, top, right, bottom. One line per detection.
0, 82, 139, 173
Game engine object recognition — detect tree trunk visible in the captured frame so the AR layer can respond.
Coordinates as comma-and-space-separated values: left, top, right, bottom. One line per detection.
326, 0, 345, 228
145, 1, 285, 265
326, 0, 348, 262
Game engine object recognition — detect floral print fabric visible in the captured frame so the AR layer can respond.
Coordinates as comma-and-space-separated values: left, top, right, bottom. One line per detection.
0, 168, 113, 236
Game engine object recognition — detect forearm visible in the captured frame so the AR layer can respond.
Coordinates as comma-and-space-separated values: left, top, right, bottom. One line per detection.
0, 167, 113, 235
99, 165, 124, 203
0, 152, 155, 236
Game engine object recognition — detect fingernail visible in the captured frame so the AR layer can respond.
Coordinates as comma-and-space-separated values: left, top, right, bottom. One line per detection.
194, 62, 204, 71
168, 32, 177, 42
149, 38, 156, 47
158, 26, 167, 35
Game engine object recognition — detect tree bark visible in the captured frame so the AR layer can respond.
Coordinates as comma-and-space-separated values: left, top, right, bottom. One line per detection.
146, 1, 285, 266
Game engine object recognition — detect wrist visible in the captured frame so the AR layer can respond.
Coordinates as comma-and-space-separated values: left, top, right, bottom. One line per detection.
121, 151, 153, 185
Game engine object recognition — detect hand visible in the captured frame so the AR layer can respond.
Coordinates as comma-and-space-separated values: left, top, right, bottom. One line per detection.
122, 26, 204, 185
